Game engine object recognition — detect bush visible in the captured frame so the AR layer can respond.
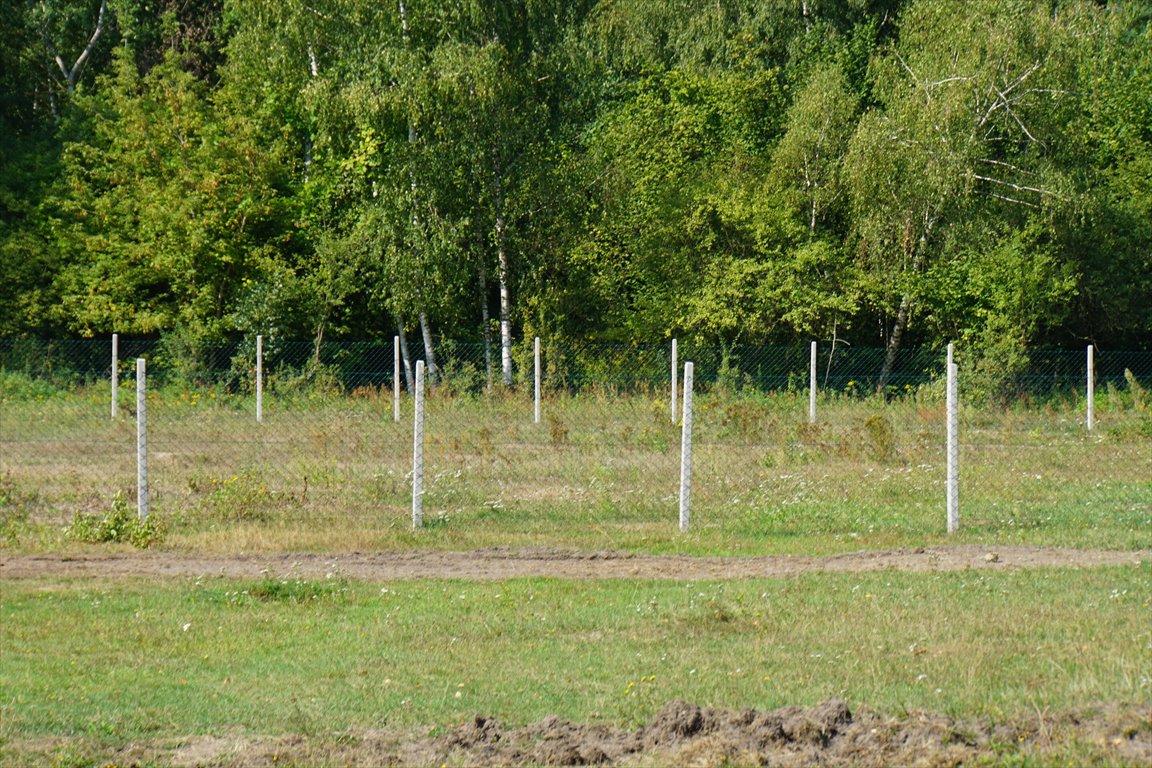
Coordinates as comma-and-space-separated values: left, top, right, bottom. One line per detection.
960, 341, 1031, 408
68, 492, 164, 548
0, 472, 36, 543
0, 371, 67, 402
188, 468, 280, 522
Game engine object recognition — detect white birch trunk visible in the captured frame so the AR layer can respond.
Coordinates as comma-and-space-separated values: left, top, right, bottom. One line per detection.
497, 209, 513, 386
397, 322, 414, 392
480, 268, 493, 389
47, 0, 107, 94
393, 335, 401, 422
419, 311, 438, 385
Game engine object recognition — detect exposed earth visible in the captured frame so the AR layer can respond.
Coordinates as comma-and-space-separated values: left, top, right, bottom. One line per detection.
8, 698, 1150, 767
2, 543, 1147, 582
4, 545, 1149, 767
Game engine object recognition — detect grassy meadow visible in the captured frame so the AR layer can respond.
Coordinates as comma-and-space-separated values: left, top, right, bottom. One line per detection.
1, 374, 1149, 555
2, 565, 1150, 766
1, 373, 1151, 766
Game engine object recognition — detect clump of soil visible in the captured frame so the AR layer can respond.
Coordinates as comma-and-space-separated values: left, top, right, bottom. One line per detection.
422, 699, 1150, 767
89, 698, 1148, 767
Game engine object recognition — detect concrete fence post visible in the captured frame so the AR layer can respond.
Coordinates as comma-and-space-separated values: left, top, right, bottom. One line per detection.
412, 360, 425, 528
136, 358, 149, 521
1087, 344, 1095, 432
393, 335, 401, 423
534, 336, 541, 424
111, 334, 119, 420
256, 334, 264, 423
809, 341, 817, 424
671, 339, 679, 424
679, 361, 694, 532
946, 359, 959, 534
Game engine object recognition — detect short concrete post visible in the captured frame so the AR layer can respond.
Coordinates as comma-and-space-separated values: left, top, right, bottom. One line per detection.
136, 358, 149, 521
255, 334, 263, 423
111, 334, 119, 420
809, 341, 817, 424
679, 362, 694, 532
534, 336, 541, 424
671, 339, 679, 424
393, 335, 401, 423
1087, 344, 1095, 432
412, 360, 425, 528
946, 360, 959, 534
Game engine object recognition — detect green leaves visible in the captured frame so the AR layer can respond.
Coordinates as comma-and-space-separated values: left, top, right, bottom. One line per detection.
48, 49, 291, 344
0, 0, 1148, 354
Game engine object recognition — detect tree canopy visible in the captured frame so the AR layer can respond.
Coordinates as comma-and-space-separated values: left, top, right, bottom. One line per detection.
2, 0, 1149, 364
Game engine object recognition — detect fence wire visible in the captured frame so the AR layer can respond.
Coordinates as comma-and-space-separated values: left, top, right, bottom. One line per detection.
1, 338, 1149, 550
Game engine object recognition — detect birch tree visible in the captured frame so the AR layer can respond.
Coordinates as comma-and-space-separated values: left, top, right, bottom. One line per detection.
38, 0, 108, 96
846, 0, 1080, 388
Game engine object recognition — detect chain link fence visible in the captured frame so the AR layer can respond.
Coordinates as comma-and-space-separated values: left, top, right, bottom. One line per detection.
2, 338, 1149, 551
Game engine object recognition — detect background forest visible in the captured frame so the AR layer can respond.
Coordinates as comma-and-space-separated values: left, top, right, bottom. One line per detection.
2, 0, 1150, 380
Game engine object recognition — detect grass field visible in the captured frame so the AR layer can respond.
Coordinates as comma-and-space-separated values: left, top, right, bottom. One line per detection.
2, 376, 1150, 765
2, 379, 1149, 555
2, 565, 1150, 766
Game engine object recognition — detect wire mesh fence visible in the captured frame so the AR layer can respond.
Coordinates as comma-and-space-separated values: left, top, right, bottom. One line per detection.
1, 337, 1149, 552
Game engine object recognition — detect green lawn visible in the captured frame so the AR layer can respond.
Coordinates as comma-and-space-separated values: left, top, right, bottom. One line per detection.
2, 564, 1149, 766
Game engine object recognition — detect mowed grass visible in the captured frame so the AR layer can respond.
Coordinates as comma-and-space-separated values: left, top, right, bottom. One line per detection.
2, 382, 1149, 555
1, 564, 1149, 766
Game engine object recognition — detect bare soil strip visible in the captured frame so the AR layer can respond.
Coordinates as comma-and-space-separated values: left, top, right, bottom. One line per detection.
10, 699, 1151, 767
2, 544, 1147, 582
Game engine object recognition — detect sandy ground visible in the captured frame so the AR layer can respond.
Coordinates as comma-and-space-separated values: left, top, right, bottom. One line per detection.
2, 544, 1148, 582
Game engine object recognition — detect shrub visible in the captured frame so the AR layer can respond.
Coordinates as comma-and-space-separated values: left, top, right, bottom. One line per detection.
190, 468, 283, 522
68, 492, 164, 548
0, 472, 36, 543
861, 414, 898, 463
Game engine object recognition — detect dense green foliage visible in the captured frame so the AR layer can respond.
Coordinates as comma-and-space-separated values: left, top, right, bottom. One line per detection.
2, 0, 1150, 368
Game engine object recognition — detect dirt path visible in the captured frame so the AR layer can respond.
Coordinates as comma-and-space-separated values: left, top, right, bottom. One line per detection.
2, 544, 1147, 582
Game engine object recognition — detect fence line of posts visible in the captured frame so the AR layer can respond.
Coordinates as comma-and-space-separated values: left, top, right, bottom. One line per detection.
111, 336, 1114, 534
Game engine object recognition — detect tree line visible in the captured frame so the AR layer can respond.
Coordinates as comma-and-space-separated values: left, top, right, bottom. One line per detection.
2, 0, 1149, 383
